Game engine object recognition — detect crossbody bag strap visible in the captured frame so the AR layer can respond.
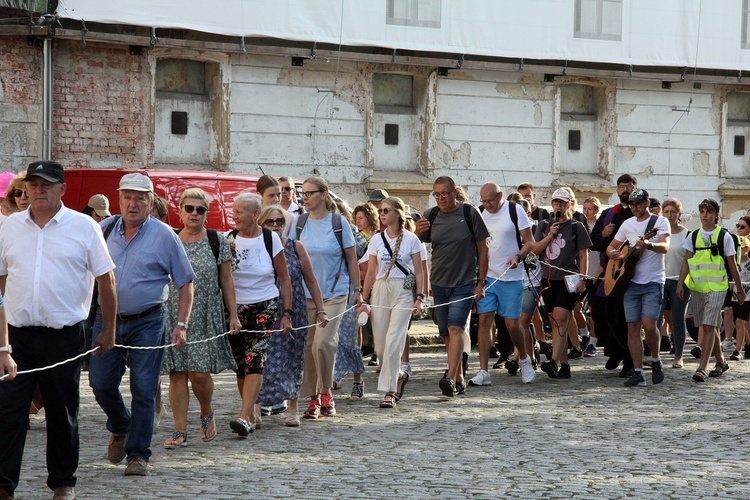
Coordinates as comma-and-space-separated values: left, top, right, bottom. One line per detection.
381, 231, 410, 277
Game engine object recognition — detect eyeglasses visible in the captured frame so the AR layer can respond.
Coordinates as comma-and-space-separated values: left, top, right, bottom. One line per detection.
738, 224, 749, 229
11, 189, 23, 198
378, 208, 391, 215
432, 191, 454, 199
301, 190, 323, 198
183, 204, 207, 215
282, 186, 294, 192
263, 218, 285, 227
618, 183, 635, 190
480, 195, 499, 204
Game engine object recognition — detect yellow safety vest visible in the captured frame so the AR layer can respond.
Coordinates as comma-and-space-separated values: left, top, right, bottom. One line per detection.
685, 227, 728, 293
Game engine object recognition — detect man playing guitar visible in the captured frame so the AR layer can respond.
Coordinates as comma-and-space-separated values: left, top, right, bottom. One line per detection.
606, 189, 670, 387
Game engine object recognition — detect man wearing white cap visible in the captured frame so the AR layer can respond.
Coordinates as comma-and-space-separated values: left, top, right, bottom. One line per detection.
89, 173, 195, 477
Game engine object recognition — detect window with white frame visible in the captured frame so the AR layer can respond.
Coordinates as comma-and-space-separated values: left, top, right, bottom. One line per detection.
575, 0, 622, 41
743, 0, 750, 48
386, 0, 441, 28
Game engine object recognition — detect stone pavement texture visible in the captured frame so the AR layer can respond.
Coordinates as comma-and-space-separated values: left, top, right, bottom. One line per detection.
13, 324, 750, 499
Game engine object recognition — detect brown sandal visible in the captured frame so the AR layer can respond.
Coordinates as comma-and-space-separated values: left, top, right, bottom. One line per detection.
379, 392, 396, 409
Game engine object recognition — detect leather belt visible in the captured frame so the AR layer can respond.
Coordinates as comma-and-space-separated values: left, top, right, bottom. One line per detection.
117, 303, 163, 321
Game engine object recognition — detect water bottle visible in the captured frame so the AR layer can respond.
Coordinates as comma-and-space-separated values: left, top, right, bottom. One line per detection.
357, 304, 371, 326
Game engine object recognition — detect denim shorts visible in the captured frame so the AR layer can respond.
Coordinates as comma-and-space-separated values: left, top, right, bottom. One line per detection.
522, 287, 540, 315
623, 282, 664, 322
432, 283, 475, 337
476, 279, 523, 319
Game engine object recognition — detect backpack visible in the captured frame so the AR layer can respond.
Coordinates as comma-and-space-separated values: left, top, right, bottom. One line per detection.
690, 226, 740, 277
228, 227, 277, 281
296, 212, 368, 259
424, 203, 478, 243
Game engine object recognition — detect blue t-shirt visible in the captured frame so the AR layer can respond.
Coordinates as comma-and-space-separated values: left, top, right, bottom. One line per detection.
299, 213, 355, 299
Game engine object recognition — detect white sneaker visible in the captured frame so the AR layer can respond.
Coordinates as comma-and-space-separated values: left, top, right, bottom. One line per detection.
520, 357, 536, 384
467, 369, 491, 386
722, 339, 735, 350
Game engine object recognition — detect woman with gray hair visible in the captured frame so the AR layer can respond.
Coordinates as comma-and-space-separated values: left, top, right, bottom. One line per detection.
227, 193, 292, 436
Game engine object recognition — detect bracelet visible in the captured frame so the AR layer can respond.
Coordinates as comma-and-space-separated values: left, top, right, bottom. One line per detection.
284, 308, 293, 316
316, 310, 327, 316
516, 253, 524, 261
415, 293, 426, 300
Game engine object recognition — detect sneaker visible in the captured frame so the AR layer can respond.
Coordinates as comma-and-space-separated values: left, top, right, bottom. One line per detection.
271, 402, 288, 415
541, 360, 559, 379
583, 344, 597, 357
520, 357, 536, 383
651, 360, 664, 384
303, 397, 321, 419
692, 368, 708, 382
624, 371, 646, 387
660, 336, 672, 352
568, 347, 582, 359
259, 406, 272, 416
505, 359, 519, 376
709, 361, 729, 377
400, 361, 412, 377
395, 372, 410, 400
730, 350, 741, 361
320, 393, 336, 417
368, 354, 379, 366
468, 369, 492, 386
124, 457, 148, 476
350, 381, 364, 400
722, 338, 735, 350
558, 363, 571, 379
690, 345, 702, 359
439, 377, 456, 397
580, 335, 590, 352
108, 433, 128, 464
455, 380, 466, 395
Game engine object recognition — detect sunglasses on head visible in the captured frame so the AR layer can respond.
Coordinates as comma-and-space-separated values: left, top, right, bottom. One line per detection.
183, 204, 207, 215
378, 208, 391, 215
263, 218, 285, 227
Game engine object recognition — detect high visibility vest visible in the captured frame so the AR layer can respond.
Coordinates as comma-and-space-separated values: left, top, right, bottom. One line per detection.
685, 227, 728, 293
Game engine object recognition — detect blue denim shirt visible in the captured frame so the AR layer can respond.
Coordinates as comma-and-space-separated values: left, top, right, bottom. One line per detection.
102, 216, 196, 315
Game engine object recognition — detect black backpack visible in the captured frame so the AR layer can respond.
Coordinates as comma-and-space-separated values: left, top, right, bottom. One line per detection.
690, 226, 740, 278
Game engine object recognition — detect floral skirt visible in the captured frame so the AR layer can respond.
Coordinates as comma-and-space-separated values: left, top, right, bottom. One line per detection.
229, 298, 278, 377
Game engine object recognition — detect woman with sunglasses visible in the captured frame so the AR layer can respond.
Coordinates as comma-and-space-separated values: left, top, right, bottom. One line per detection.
297, 177, 361, 419
730, 217, 750, 360
162, 188, 240, 448
358, 197, 424, 408
256, 205, 326, 426
5, 173, 29, 213
659, 198, 691, 368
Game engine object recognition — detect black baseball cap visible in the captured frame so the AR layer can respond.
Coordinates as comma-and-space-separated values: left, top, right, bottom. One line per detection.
24, 160, 64, 183
628, 189, 649, 204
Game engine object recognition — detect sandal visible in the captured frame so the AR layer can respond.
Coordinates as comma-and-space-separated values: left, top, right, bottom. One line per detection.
229, 417, 254, 437
379, 392, 396, 409
199, 412, 216, 442
163, 430, 188, 449
692, 369, 708, 383
709, 362, 729, 377
284, 414, 301, 427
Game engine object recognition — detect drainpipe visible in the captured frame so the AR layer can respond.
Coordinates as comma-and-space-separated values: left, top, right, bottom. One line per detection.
42, 36, 53, 160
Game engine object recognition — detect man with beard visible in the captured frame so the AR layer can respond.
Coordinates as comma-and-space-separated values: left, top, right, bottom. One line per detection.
589, 174, 637, 377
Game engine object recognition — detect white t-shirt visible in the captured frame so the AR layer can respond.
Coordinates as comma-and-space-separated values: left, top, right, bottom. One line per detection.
232, 230, 284, 304
481, 201, 531, 281
367, 230, 423, 280
613, 214, 670, 285
665, 228, 689, 279
682, 227, 736, 257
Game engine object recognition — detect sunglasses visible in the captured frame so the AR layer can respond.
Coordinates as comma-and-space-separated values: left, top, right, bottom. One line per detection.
378, 208, 391, 215
282, 186, 294, 192
738, 224, 749, 229
11, 189, 23, 198
183, 204, 207, 215
263, 218, 285, 227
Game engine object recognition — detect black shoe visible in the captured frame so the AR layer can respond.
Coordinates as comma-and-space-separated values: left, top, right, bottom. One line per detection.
541, 360, 559, 379
455, 380, 466, 395
730, 350, 741, 361
558, 363, 571, 379
624, 371, 646, 387
368, 354, 379, 366
651, 360, 664, 384
439, 377, 455, 397
605, 354, 622, 370
619, 363, 634, 379
709, 361, 730, 377
568, 348, 582, 359
490, 346, 499, 359
660, 336, 672, 352
690, 346, 702, 359
539, 342, 553, 360
462, 352, 469, 380
505, 359, 519, 376
492, 357, 507, 369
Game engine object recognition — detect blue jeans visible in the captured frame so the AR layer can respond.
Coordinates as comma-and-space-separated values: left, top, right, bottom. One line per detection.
660, 279, 691, 357
88, 308, 166, 462
432, 283, 475, 337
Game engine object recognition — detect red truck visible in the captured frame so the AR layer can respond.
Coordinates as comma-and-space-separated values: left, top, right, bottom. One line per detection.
62, 168, 281, 232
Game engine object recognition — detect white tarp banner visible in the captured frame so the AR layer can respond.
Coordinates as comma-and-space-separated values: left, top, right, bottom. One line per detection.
55, 0, 750, 71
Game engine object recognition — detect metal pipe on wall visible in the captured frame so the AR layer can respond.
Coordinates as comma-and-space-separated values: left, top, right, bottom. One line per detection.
42, 36, 52, 160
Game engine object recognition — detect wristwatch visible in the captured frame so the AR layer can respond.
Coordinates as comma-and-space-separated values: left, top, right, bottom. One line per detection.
0, 345, 12, 354
356, 287, 363, 293
177, 321, 188, 329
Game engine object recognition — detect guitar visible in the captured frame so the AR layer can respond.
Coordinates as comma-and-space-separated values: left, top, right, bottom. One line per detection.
604, 228, 659, 297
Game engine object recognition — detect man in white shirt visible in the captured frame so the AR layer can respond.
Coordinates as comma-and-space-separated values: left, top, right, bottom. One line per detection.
0, 161, 117, 500
606, 189, 670, 387
469, 182, 536, 386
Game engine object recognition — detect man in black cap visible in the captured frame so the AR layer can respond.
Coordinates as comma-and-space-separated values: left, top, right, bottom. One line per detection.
0, 160, 117, 500
606, 188, 670, 387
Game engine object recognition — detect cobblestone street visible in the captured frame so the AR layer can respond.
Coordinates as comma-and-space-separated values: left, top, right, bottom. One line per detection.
13, 329, 750, 499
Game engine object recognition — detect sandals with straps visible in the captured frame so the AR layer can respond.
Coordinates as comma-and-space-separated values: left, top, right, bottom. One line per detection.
379, 392, 396, 409
200, 412, 217, 442
164, 430, 188, 449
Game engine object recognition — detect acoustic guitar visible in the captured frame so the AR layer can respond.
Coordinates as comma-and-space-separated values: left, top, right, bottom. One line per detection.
604, 228, 659, 297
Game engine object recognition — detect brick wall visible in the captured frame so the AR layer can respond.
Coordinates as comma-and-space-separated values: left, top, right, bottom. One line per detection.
53, 39, 152, 169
